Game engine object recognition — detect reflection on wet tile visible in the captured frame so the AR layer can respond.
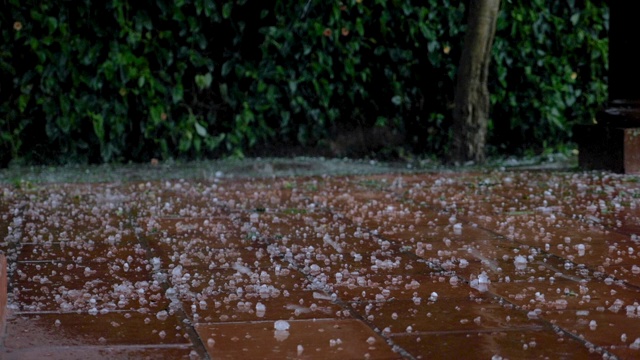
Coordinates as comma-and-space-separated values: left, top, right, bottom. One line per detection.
11, 261, 165, 312
5, 311, 190, 348
186, 290, 345, 324
543, 309, 640, 350
491, 274, 640, 313
349, 297, 541, 336
391, 329, 603, 360
4, 345, 195, 360
18, 239, 145, 264
195, 319, 398, 359
334, 273, 480, 304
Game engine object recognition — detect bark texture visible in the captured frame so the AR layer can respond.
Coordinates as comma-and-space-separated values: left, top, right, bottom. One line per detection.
451, 0, 501, 164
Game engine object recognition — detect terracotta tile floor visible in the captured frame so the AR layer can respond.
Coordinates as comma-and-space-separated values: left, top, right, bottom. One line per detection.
2, 170, 640, 359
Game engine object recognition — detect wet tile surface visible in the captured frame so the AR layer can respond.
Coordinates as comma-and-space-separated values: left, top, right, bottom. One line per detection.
195, 319, 398, 359
391, 329, 603, 360
2, 170, 640, 358
5, 312, 190, 347
3, 345, 196, 360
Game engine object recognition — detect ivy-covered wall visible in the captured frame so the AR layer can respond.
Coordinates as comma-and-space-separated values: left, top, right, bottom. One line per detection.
0, 0, 608, 165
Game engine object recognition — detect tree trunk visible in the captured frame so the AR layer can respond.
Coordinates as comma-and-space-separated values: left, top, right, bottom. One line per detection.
451, 0, 501, 164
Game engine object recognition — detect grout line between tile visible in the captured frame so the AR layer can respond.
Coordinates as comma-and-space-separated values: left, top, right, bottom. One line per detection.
346, 182, 622, 359
134, 216, 211, 360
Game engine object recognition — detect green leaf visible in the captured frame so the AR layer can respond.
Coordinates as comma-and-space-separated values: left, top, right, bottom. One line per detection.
89, 112, 105, 142
375, 116, 387, 127
222, 3, 232, 19
219, 82, 235, 106
195, 73, 212, 90
30, 9, 43, 21
257, 81, 266, 93
179, 135, 192, 152
570, 13, 580, 26
46, 16, 58, 33
18, 94, 30, 113
172, 85, 184, 103
150, 105, 164, 125
204, 73, 212, 87
288, 81, 297, 94
281, 111, 290, 127
195, 121, 208, 137
221, 61, 233, 77
356, 18, 365, 36
391, 95, 402, 106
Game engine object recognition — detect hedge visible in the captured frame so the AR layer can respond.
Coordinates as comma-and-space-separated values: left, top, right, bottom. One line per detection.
0, 0, 608, 165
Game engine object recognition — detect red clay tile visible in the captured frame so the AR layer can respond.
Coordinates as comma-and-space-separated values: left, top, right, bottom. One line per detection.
4, 169, 640, 358
349, 297, 542, 336
3, 345, 196, 360
4, 311, 190, 348
391, 328, 603, 360
10, 261, 166, 312
184, 289, 345, 324
195, 318, 399, 359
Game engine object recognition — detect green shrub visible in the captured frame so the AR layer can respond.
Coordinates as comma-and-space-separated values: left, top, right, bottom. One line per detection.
0, 0, 608, 165
490, 0, 608, 154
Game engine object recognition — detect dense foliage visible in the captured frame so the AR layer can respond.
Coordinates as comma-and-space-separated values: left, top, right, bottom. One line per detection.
0, 0, 608, 165
491, 0, 608, 154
